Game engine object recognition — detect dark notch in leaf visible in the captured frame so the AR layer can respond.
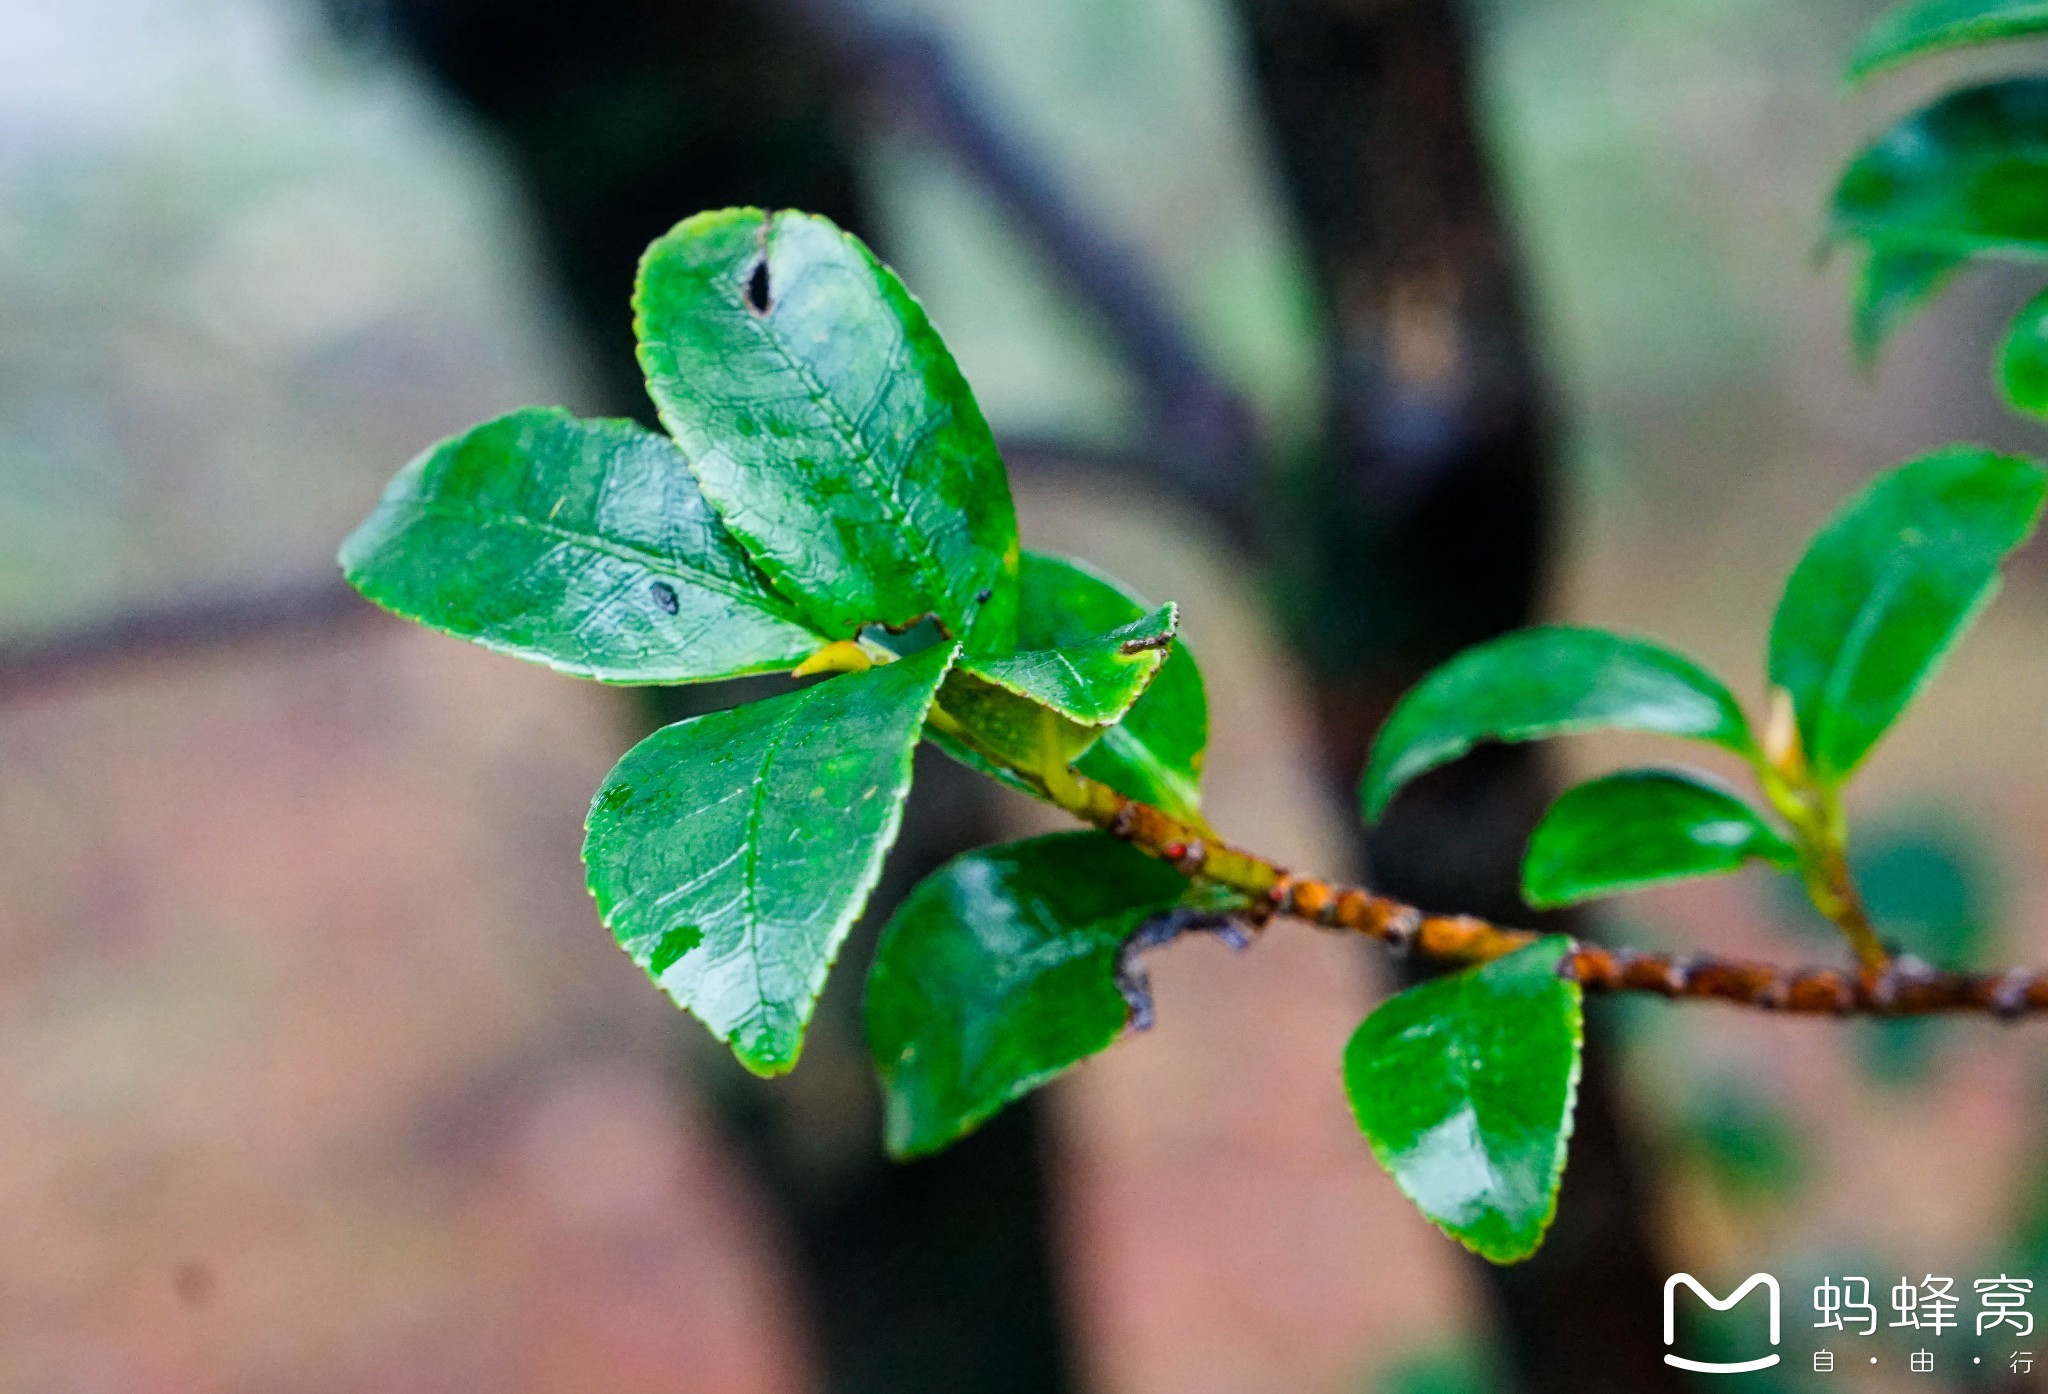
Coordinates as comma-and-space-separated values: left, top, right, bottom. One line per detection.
635, 207, 1020, 649
338, 406, 821, 684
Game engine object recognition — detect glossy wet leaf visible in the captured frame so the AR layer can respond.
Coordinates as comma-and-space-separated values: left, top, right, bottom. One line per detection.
929, 552, 1207, 817
1833, 81, 2048, 260
1999, 284, 2048, 415
584, 643, 957, 1076
1522, 769, 1796, 910
866, 833, 1190, 1157
1850, 0, 2048, 79
1852, 248, 1966, 368
1344, 938, 1583, 1264
635, 208, 1019, 649
938, 604, 1176, 775
962, 603, 1176, 725
340, 407, 821, 682
1046, 558, 1207, 816
1361, 626, 1754, 822
1769, 446, 2046, 782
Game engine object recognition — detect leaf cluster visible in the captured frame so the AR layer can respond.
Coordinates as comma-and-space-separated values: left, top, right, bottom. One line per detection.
1835, 0, 2048, 415
344, 209, 1212, 1143
343, 169, 2048, 1266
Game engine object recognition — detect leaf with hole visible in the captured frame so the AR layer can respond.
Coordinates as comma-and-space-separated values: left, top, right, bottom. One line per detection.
866, 832, 1193, 1158
1850, 0, 2048, 80
1852, 248, 1967, 368
1769, 445, 2046, 782
1522, 769, 1796, 910
584, 643, 957, 1076
1360, 626, 1754, 822
340, 407, 822, 682
1832, 81, 2048, 260
1344, 938, 1583, 1264
635, 208, 1019, 650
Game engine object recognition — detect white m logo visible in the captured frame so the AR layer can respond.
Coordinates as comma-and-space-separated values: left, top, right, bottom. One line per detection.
1663, 1273, 1781, 1374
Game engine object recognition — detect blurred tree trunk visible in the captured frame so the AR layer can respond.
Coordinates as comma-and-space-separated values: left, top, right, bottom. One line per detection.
344, 3, 1079, 1391
1229, 1, 1684, 1389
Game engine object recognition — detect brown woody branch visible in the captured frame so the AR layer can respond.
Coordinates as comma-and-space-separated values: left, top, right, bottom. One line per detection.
1043, 766, 2048, 1019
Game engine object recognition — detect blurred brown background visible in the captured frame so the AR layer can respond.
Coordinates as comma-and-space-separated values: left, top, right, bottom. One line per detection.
2, 0, 2046, 1390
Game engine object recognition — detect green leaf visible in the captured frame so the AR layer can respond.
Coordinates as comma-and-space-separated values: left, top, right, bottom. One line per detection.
1044, 557, 1208, 817
961, 604, 1177, 725
584, 643, 957, 1076
1832, 81, 2048, 261
1769, 445, 2046, 782
1343, 938, 1583, 1264
1522, 769, 1797, 910
1999, 284, 2048, 415
339, 407, 822, 682
1850, 0, 2048, 80
1361, 626, 1755, 822
1852, 248, 1966, 369
937, 604, 1176, 775
927, 552, 1208, 818
635, 208, 1020, 650
866, 832, 1190, 1157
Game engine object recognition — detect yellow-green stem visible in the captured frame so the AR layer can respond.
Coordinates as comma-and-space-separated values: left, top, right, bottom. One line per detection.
1758, 761, 1888, 973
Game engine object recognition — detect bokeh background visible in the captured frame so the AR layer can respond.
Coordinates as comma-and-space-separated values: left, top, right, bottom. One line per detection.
3, 0, 2046, 1390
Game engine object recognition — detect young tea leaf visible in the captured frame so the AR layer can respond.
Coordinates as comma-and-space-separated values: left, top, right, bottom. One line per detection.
1999, 284, 2048, 415
635, 208, 1020, 650
1852, 248, 1967, 369
1522, 769, 1797, 910
1360, 627, 1754, 822
962, 604, 1177, 725
340, 407, 822, 682
584, 643, 957, 1076
1769, 445, 2046, 782
866, 832, 1190, 1158
1343, 938, 1583, 1264
929, 552, 1208, 818
1849, 0, 2048, 80
934, 604, 1176, 778
1833, 81, 2048, 260
1041, 556, 1207, 817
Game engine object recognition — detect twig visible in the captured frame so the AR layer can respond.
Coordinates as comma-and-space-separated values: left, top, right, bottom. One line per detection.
1025, 762, 2048, 1019
771, 0, 1259, 519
